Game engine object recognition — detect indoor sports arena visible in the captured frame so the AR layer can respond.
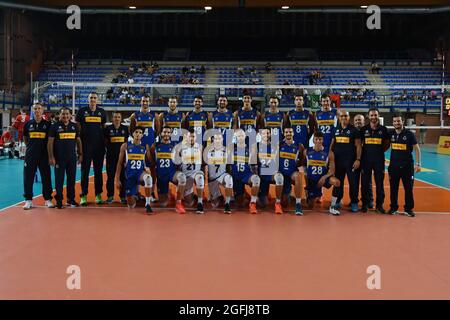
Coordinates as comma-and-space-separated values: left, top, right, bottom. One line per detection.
0, 0, 449, 301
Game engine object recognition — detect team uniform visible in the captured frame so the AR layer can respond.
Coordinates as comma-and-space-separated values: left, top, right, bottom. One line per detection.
161, 110, 183, 142
124, 142, 147, 197
279, 142, 302, 194
23, 119, 53, 202
212, 110, 233, 145
288, 109, 310, 147
186, 111, 208, 145
134, 110, 156, 148
231, 144, 255, 195
155, 141, 177, 195
315, 109, 337, 153
388, 129, 418, 213
306, 149, 332, 201
75, 106, 107, 198
237, 108, 258, 133
178, 142, 204, 196
49, 121, 80, 203
361, 124, 389, 209
104, 124, 129, 200
258, 142, 279, 198
207, 146, 232, 200
331, 125, 360, 206
263, 111, 284, 145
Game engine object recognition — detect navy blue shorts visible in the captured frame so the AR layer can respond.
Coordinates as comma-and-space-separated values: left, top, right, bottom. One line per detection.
126, 174, 142, 197
233, 171, 254, 195
157, 171, 176, 195
306, 176, 332, 200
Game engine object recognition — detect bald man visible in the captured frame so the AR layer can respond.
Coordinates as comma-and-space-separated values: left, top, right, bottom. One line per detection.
353, 114, 373, 208
329, 110, 362, 212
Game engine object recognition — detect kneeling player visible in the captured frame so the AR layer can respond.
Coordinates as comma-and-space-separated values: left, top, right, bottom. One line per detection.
279, 126, 305, 215
115, 126, 153, 214
174, 129, 205, 214
150, 126, 187, 214
206, 133, 233, 214
230, 129, 260, 214
257, 127, 284, 214
304, 132, 340, 215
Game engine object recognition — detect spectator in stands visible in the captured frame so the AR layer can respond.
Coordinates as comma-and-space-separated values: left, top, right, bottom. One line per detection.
419, 120, 427, 144
237, 66, 244, 76
275, 89, 283, 101
370, 62, 381, 74
265, 62, 272, 73
49, 94, 58, 104
119, 88, 129, 104
128, 77, 135, 84
106, 88, 114, 100
190, 65, 197, 73
182, 66, 188, 75
250, 66, 257, 78
199, 65, 206, 74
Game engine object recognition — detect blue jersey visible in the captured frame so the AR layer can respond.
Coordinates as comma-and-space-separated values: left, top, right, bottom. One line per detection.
264, 111, 284, 144
279, 142, 301, 176
232, 144, 253, 178
237, 108, 258, 133
125, 142, 146, 178
315, 109, 337, 153
134, 111, 155, 148
212, 109, 233, 145
306, 149, 329, 180
155, 141, 176, 178
258, 142, 278, 178
186, 110, 208, 143
162, 110, 183, 139
288, 109, 310, 147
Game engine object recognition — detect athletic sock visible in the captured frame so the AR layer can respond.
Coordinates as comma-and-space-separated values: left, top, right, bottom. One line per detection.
276, 199, 281, 203
225, 196, 231, 204
331, 196, 337, 207
250, 196, 257, 203
176, 200, 181, 204
145, 197, 151, 206
296, 198, 301, 204
198, 197, 203, 204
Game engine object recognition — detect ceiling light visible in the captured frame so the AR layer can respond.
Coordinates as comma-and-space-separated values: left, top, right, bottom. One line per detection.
281, 6, 290, 9
129, 6, 137, 9
204, 6, 212, 11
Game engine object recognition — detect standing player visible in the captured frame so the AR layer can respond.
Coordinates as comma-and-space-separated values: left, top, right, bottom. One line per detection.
48, 107, 83, 209
262, 96, 285, 145
233, 95, 261, 137
387, 114, 421, 217
76, 92, 107, 206
230, 129, 260, 214
158, 96, 184, 143
279, 126, 305, 215
115, 126, 153, 214
205, 133, 233, 214
314, 94, 337, 153
183, 96, 209, 146
129, 94, 159, 200
22, 103, 54, 210
104, 112, 129, 204
257, 127, 284, 214
329, 110, 362, 213
173, 129, 205, 214
360, 108, 390, 213
287, 94, 312, 148
210, 95, 233, 145
304, 132, 341, 215
150, 126, 187, 214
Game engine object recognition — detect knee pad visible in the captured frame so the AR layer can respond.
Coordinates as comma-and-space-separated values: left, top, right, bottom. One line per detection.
224, 174, 233, 189
250, 174, 260, 187
143, 173, 152, 188
274, 172, 284, 186
194, 172, 205, 189
176, 172, 186, 186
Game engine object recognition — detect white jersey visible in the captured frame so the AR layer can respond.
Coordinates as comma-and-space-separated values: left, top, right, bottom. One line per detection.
179, 143, 203, 175
207, 147, 227, 181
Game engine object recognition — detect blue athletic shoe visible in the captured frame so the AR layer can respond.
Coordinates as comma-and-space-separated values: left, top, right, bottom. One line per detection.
295, 203, 303, 216
351, 203, 359, 213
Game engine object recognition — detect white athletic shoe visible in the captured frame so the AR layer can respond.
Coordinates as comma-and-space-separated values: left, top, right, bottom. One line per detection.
329, 206, 341, 216
23, 200, 33, 210
45, 200, 55, 208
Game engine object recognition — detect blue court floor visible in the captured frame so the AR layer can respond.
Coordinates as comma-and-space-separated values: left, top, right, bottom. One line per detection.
0, 145, 448, 210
